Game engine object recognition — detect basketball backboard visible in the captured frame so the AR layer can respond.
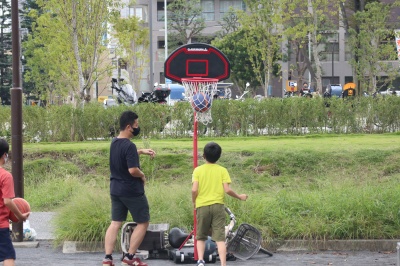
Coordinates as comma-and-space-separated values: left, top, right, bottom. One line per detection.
164, 43, 230, 83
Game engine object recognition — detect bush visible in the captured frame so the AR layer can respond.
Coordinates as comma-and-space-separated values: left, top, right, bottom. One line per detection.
2, 96, 400, 142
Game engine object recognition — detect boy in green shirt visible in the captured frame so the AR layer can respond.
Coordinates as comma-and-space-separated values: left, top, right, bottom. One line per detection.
192, 142, 248, 266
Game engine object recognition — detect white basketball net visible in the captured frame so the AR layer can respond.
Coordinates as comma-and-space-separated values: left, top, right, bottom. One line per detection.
182, 78, 218, 125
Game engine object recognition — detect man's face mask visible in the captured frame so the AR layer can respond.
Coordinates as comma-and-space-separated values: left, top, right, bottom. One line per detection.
131, 126, 140, 137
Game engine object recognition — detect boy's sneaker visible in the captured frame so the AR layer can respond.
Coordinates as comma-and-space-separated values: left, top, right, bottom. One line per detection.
197, 260, 206, 266
121, 256, 148, 266
102, 258, 115, 266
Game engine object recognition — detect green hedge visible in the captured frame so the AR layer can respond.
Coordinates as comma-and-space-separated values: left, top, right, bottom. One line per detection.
2, 96, 400, 142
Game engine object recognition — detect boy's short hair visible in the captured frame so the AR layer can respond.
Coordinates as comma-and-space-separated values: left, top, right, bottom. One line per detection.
0, 138, 9, 157
119, 111, 139, 130
203, 142, 221, 163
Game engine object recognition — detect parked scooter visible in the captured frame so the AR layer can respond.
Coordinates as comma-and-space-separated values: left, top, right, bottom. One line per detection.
284, 90, 296, 98
138, 83, 171, 104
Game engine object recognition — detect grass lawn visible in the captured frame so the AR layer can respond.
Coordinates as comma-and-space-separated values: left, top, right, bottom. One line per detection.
14, 133, 400, 244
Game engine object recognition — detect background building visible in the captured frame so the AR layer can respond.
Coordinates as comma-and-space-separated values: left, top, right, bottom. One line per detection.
105, 0, 399, 98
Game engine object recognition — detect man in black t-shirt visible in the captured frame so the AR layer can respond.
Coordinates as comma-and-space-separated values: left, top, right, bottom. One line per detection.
102, 111, 156, 266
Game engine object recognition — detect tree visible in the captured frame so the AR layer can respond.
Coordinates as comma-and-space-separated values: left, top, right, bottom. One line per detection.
238, 0, 282, 97
216, 7, 240, 38
110, 9, 149, 93
167, 0, 205, 49
279, 0, 339, 94
20, 0, 42, 99
20, 0, 40, 34
24, 0, 117, 105
348, 1, 400, 92
212, 29, 261, 94
286, 37, 315, 88
0, 0, 12, 105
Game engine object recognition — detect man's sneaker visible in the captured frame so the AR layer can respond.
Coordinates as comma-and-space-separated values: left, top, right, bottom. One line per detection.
121, 257, 148, 266
102, 258, 115, 266
197, 260, 206, 266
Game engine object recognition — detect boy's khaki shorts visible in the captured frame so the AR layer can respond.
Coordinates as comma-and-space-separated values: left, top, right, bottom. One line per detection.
196, 203, 226, 242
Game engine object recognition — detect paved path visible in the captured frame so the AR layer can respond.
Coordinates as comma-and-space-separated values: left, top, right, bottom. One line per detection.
4, 242, 399, 266
1, 213, 398, 265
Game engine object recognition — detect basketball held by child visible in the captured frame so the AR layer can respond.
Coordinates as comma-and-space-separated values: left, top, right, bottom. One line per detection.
191, 92, 211, 113
9, 197, 30, 222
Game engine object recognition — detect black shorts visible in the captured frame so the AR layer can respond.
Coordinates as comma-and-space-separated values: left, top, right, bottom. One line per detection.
111, 194, 150, 223
0, 228, 16, 261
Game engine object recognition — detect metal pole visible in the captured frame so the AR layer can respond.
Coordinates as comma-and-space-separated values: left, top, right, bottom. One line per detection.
11, 0, 24, 242
192, 82, 198, 261
308, 33, 311, 85
164, 0, 168, 61
331, 43, 334, 83
193, 114, 198, 261
149, 0, 154, 88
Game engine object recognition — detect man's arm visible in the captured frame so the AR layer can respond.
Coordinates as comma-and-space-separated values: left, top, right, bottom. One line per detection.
138, 149, 156, 159
192, 181, 199, 209
128, 167, 146, 184
223, 183, 248, 201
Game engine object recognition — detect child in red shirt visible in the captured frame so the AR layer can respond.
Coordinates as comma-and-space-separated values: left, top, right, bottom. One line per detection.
0, 139, 29, 266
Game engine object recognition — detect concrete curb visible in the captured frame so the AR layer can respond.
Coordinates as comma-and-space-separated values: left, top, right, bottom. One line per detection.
62, 241, 106, 253
12, 241, 39, 248
58, 239, 400, 254
271, 239, 400, 252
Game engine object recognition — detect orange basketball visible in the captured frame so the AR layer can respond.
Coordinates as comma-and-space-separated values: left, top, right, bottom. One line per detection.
9, 197, 30, 222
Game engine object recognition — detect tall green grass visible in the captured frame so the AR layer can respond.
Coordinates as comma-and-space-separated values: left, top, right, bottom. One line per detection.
20, 134, 400, 244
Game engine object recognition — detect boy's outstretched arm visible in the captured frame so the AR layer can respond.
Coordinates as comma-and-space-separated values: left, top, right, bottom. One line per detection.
192, 181, 199, 209
223, 183, 248, 201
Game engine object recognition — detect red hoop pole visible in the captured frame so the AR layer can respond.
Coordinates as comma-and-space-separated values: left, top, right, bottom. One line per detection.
193, 208, 198, 260
193, 99, 198, 261
193, 113, 198, 169
181, 77, 218, 261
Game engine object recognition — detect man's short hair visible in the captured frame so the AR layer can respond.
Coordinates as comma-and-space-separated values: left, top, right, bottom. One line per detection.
203, 142, 222, 163
0, 138, 9, 157
119, 111, 139, 131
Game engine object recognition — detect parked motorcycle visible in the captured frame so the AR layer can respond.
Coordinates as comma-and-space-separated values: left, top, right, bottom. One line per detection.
137, 84, 171, 104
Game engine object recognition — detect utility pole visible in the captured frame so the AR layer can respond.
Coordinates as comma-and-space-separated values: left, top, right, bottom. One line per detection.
11, 0, 24, 242
164, 0, 168, 61
149, 0, 154, 89
354, 0, 364, 95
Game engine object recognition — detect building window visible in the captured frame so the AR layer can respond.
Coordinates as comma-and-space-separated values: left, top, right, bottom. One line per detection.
121, 5, 148, 22
160, 72, 165, 84
157, 1, 171, 21
158, 40, 165, 49
379, 35, 397, 61
201, 0, 215, 21
220, 0, 245, 16
318, 33, 339, 62
326, 42, 339, 62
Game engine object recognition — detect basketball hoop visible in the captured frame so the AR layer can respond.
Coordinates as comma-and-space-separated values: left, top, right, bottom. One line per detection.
182, 77, 218, 125
165, 43, 231, 261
